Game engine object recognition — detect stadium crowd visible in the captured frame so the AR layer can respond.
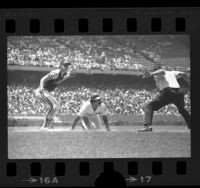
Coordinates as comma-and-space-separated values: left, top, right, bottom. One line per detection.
7, 84, 191, 116
7, 36, 191, 117
7, 36, 190, 71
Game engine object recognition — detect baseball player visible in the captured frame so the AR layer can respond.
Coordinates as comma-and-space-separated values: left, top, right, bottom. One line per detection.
70, 94, 111, 131
139, 64, 191, 132
34, 62, 76, 130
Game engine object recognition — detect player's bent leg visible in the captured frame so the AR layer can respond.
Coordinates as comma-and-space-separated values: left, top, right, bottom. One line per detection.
177, 106, 191, 129
92, 115, 102, 130
138, 104, 154, 132
39, 91, 54, 130
50, 104, 60, 119
40, 119, 53, 131
41, 91, 56, 129
46, 111, 55, 129
37, 89, 49, 105
174, 91, 191, 130
139, 93, 170, 132
144, 105, 154, 126
45, 92, 61, 129
53, 102, 61, 124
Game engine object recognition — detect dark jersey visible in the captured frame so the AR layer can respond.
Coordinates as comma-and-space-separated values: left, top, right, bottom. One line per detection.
43, 69, 66, 92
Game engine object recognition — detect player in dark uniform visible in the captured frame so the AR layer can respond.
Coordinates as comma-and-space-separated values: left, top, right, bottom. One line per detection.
34, 62, 76, 130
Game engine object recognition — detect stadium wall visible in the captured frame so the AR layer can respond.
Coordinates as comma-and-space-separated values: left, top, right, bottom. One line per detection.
7, 68, 189, 89
7, 69, 157, 89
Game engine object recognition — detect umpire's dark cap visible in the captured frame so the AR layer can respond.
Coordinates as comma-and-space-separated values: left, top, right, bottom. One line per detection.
151, 63, 164, 71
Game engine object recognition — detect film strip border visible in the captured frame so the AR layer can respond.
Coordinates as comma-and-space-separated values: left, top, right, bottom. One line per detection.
4, 160, 189, 186
5, 17, 187, 33
6, 161, 187, 177
1, 8, 199, 34
0, 8, 199, 186
3, 16, 194, 34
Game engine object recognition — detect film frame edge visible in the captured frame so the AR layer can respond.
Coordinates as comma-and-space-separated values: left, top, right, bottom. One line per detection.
0, 7, 199, 187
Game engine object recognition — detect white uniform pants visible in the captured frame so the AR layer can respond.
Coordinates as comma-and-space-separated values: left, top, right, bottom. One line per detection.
34, 89, 60, 121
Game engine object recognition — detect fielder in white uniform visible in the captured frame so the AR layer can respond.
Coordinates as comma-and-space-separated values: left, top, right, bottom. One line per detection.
70, 95, 111, 131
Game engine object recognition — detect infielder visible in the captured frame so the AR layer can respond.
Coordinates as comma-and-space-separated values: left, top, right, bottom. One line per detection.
139, 64, 191, 132
70, 94, 111, 131
34, 62, 76, 130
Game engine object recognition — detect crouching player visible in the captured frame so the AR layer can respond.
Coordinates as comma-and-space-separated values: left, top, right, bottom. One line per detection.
70, 94, 111, 131
34, 62, 76, 131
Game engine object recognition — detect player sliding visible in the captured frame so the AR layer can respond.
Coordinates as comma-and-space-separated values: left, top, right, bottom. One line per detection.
70, 94, 111, 131
34, 62, 76, 131
139, 64, 191, 132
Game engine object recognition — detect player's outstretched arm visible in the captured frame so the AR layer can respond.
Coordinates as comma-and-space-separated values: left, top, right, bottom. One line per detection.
102, 115, 110, 131
142, 69, 165, 78
70, 116, 81, 130
150, 69, 165, 76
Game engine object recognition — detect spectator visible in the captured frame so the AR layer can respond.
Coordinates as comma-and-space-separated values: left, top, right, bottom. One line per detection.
7, 36, 190, 71
7, 83, 191, 116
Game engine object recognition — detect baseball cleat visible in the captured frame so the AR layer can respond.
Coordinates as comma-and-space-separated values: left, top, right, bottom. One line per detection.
138, 126, 153, 132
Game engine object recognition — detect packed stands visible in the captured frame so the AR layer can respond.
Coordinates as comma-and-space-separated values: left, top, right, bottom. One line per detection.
8, 84, 191, 116
7, 36, 190, 70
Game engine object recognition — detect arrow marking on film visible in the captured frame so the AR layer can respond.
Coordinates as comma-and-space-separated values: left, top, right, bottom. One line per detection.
23, 178, 37, 183
126, 176, 137, 183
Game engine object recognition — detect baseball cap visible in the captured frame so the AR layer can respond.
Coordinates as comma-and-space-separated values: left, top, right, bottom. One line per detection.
60, 62, 71, 68
90, 94, 102, 101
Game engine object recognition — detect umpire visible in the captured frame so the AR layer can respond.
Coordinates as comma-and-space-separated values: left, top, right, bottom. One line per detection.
139, 64, 191, 132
